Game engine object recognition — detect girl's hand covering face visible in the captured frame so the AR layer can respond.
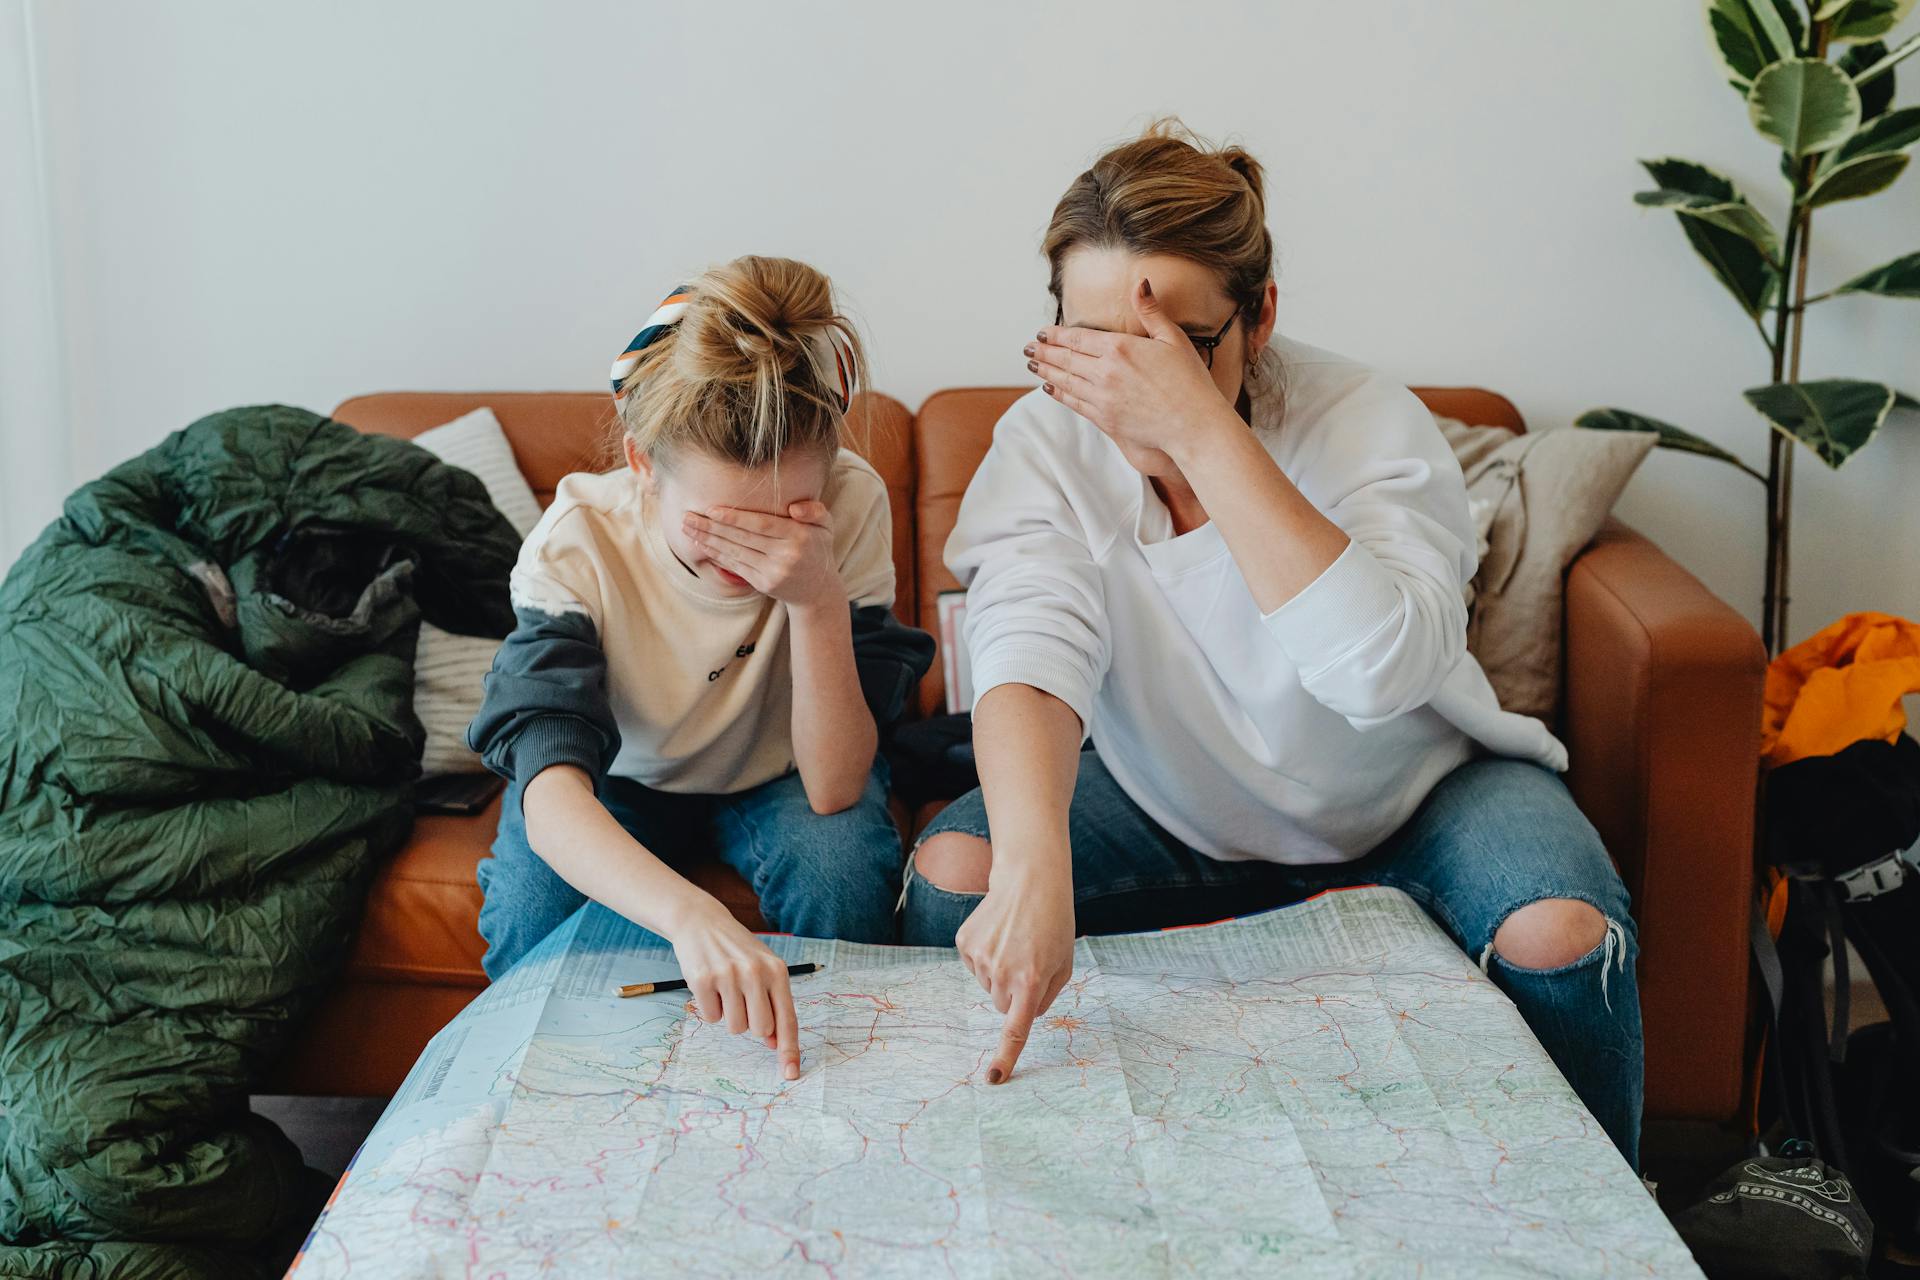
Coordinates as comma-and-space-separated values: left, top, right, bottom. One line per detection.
683, 500, 842, 609
1026, 278, 1234, 456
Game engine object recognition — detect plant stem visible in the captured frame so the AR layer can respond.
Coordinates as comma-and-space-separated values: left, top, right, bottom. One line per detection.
1775, 206, 1813, 654
1762, 187, 1799, 658
1761, 13, 1829, 656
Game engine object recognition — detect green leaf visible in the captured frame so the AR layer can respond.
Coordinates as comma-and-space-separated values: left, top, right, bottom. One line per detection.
1577, 407, 1764, 477
1637, 158, 1782, 315
1706, 0, 1804, 88
1839, 41, 1897, 119
1768, 0, 1807, 51
1834, 250, 1920, 296
1642, 157, 1742, 201
1805, 151, 1910, 204
1634, 189, 1784, 257
1743, 379, 1896, 466
1676, 220, 1781, 316
1830, 106, 1920, 165
1750, 58, 1863, 155
1853, 32, 1920, 89
1829, 0, 1916, 40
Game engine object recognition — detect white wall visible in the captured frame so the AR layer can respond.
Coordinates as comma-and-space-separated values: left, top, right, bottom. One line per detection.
0, 0, 69, 564
4, 0, 1917, 650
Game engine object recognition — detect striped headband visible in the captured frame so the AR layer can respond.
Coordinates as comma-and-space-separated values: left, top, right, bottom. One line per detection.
609, 285, 693, 401
608, 285, 855, 412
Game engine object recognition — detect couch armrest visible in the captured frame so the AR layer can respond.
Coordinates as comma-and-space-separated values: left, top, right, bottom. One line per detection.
1562, 517, 1766, 1123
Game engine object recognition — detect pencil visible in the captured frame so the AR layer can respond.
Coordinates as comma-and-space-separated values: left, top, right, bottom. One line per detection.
615, 962, 820, 998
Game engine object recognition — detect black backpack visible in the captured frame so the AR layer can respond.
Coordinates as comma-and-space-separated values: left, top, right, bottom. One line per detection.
1745, 732, 1920, 1268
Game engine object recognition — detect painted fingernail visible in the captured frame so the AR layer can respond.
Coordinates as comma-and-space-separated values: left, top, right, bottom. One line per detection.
1036, 330, 1047, 340
1026, 360, 1039, 374
987, 1067, 1005, 1085
1042, 382, 1055, 394
1022, 343, 1035, 358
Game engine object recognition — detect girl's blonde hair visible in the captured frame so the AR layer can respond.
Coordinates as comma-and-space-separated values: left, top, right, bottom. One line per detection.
1042, 118, 1273, 327
615, 255, 866, 468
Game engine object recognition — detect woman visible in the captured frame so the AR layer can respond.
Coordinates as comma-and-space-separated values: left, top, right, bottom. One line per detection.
902, 122, 1643, 1167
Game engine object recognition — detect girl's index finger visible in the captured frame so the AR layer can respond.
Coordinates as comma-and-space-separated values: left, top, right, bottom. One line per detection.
707, 507, 785, 535
773, 972, 801, 1080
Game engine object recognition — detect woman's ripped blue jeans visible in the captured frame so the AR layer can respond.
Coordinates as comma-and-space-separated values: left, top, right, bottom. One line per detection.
902, 751, 1645, 1169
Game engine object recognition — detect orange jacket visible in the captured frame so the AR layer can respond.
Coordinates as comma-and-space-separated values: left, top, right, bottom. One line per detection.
1762, 611, 1920, 767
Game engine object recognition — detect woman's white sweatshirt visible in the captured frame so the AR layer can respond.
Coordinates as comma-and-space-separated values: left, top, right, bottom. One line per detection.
946, 336, 1567, 865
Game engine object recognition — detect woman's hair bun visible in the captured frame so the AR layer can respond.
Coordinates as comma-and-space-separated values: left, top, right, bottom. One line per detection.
1216, 146, 1267, 218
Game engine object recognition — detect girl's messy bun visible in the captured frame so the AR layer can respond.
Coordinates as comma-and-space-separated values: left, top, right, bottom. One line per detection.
616, 255, 865, 468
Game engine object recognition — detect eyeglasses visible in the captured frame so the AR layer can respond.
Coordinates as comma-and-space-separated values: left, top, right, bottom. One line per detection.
1187, 311, 1239, 370
1051, 304, 1240, 369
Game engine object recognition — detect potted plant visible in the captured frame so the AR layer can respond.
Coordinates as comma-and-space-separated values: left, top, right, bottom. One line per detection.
1581, 0, 1919, 656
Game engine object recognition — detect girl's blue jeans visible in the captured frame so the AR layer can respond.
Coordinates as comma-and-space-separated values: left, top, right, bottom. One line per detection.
902, 750, 1645, 1170
477, 758, 902, 981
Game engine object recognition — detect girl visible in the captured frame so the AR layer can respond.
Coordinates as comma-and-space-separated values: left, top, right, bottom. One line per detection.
471, 256, 934, 1080
904, 124, 1644, 1166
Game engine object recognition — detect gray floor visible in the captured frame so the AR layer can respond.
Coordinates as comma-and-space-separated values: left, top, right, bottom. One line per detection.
251, 1094, 389, 1180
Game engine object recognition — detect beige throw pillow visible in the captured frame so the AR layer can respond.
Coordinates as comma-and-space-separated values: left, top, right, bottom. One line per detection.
409, 408, 542, 775
1434, 417, 1655, 724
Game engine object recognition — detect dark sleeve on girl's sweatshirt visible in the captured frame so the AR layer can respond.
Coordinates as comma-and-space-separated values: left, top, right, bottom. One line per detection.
850, 603, 937, 731
467, 604, 621, 790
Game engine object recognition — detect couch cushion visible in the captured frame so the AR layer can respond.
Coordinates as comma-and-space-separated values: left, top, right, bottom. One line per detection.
912, 389, 1026, 715
409, 408, 546, 775
334, 392, 615, 507
343, 805, 494, 986
1437, 418, 1656, 722
907, 383, 1526, 716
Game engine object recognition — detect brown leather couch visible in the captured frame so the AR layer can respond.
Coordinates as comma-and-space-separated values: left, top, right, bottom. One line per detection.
267, 386, 1766, 1149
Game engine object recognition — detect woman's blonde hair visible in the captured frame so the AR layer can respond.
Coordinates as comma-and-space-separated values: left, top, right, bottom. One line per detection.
615, 255, 865, 468
1042, 118, 1273, 326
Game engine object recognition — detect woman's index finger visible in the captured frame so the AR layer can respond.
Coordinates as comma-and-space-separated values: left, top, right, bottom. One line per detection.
1036, 325, 1117, 358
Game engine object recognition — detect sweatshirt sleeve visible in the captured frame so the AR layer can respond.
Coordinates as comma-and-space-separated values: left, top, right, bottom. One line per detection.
1259, 377, 1477, 729
830, 465, 936, 729
467, 515, 621, 789
943, 412, 1111, 738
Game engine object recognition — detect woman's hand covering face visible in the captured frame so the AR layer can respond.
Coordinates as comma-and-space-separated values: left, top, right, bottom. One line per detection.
1026, 277, 1237, 458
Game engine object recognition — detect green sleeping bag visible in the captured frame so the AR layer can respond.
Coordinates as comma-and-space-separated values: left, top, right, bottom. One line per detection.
0, 406, 520, 1278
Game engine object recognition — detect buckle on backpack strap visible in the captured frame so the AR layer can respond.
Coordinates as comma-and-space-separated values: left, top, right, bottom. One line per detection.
1835, 841, 1920, 902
